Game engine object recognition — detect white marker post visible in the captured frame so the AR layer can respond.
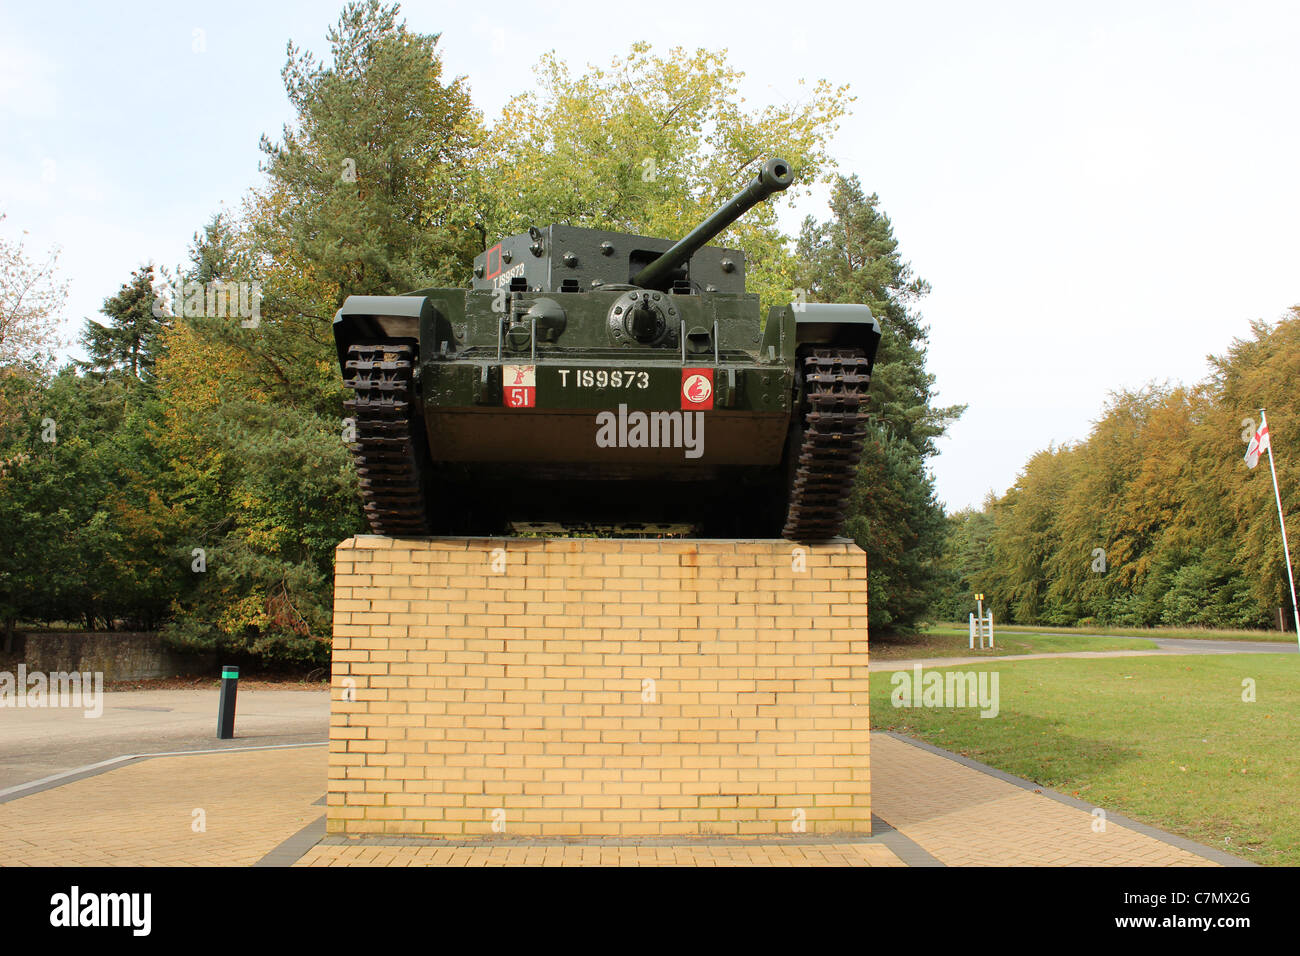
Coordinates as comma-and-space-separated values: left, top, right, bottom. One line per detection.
970, 593, 993, 649
1259, 410, 1300, 649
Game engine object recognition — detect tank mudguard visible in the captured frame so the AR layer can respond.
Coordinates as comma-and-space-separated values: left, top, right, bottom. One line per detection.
332, 293, 467, 372
332, 295, 431, 371
763, 302, 882, 372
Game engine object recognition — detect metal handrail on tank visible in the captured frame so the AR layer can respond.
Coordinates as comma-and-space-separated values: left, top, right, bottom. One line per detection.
631, 157, 794, 290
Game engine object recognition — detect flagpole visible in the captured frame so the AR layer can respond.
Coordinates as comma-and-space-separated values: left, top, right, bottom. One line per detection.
1260, 410, 1300, 648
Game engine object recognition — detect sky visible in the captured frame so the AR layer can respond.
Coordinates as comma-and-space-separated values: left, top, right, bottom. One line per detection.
3, 0, 1298, 511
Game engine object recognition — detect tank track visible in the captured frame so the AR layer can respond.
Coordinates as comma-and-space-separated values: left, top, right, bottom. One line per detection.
781, 346, 872, 540
342, 343, 433, 536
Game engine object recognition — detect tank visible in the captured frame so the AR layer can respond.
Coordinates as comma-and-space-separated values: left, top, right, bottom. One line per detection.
333, 156, 881, 539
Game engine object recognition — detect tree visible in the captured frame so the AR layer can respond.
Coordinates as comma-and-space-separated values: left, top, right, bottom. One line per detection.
948, 308, 1300, 629
153, 215, 362, 666
147, 4, 488, 665
258, 0, 482, 304
1196, 313, 1300, 624
931, 504, 997, 621
796, 176, 964, 629
480, 42, 852, 313
797, 175, 962, 457
843, 429, 950, 629
983, 444, 1077, 624
80, 265, 168, 382
0, 215, 67, 372
0, 364, 181, 636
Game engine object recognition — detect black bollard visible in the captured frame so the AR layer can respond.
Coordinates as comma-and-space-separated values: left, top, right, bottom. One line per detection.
217, 666, 239, 739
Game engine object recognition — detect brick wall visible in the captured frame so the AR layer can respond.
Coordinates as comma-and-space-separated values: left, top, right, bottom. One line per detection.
329, 536, 869, 838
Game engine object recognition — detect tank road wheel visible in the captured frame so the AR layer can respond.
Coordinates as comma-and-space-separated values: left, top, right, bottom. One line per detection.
780, 346, 872, 541
342, 343, 433, 536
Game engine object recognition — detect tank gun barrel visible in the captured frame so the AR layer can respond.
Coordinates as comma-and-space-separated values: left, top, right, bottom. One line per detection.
631, 157, 794, 289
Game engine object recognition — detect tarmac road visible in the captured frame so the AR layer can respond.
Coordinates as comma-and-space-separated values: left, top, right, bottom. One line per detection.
0, 688, 329, 790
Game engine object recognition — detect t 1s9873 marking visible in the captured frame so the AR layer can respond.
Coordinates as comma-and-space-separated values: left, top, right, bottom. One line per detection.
558, 369, 650, 389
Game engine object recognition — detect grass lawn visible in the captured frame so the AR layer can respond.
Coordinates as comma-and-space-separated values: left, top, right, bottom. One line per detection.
927, 621, 1296, 643
870, 653, 1300, 866
871, 628, 1157, 661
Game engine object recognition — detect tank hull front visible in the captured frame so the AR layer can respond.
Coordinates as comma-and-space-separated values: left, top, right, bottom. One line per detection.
416, 357, 794, 534
420, 355, 794, 468
334, 281, 881, 538
427, 407, 787, 468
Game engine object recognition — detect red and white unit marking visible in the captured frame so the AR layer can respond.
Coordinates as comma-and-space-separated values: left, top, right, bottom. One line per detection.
681, 369, 713, 410
503, 365, 536, 408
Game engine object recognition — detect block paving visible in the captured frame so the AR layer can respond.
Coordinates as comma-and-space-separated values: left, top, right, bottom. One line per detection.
0, 747, 325, 866
0, 735, 1236, 867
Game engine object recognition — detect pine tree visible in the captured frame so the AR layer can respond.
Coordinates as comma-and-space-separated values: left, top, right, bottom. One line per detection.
796, 175, 964, 628
796, 175, 963, 457
80, 265, 168, 383
257, 0, 482, 304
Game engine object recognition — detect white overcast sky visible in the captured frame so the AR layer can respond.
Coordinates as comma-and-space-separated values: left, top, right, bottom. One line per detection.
3, 0, 1297, 511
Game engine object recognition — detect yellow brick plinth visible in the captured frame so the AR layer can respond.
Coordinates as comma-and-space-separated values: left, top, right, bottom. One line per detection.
328, 536, 870, 838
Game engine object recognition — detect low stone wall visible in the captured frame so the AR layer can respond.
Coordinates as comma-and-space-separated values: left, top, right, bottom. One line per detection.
20, 632, 216, 681
329, 536, 871, 838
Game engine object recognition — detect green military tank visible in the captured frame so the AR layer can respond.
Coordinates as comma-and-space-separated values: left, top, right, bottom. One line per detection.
333, 157, 881, 540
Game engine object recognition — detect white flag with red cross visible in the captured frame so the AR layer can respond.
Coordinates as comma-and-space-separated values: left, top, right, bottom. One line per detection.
1245, 415, 1271, 469
1245, 409, 1300, 647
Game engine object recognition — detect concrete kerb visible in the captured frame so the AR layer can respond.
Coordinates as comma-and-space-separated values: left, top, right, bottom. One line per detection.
869, 814, 945, 867
256, 814, 327, 867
